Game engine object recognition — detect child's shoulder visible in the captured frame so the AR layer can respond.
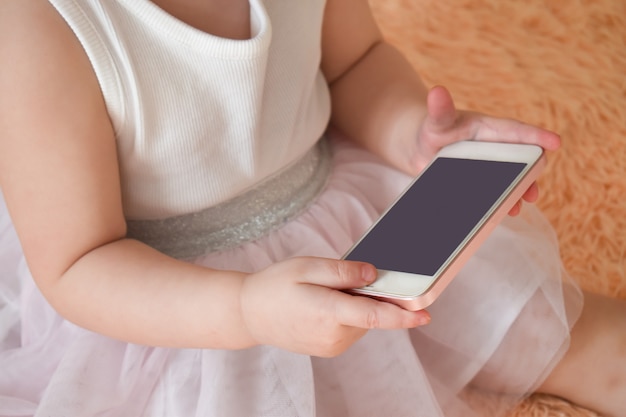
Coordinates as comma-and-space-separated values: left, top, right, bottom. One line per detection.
0, 1, 102, 114
1, 1, 71, 50
0, 1, 99, 85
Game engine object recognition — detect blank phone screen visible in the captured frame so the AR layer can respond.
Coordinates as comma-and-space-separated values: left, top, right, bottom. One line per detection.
345, 157, 526, 276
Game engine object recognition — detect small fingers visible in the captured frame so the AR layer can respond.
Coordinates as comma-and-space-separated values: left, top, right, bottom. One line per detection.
508, 200, 522, 216
332, 291, 431, 330
521, 182, 540, 203
508, 182, 540, 216
476, 117, 561, 151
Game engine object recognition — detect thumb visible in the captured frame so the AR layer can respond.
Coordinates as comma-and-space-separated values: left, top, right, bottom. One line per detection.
425, 85, 458, 132
295, 257, 377, 290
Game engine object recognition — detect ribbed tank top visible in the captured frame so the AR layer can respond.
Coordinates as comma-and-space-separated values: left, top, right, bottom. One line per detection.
48, 0, 331, 219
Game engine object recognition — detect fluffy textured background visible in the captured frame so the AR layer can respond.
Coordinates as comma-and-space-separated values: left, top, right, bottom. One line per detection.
369, 0, 626, 415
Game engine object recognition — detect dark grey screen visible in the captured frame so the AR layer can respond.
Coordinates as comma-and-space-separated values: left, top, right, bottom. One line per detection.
345, 157, 526, 275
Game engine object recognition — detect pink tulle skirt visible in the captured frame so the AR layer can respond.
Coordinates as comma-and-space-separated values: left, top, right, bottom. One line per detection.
0, 137, 582, 416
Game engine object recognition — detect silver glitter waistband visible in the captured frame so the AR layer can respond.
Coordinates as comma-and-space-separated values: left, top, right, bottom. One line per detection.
126, 139, 332, 259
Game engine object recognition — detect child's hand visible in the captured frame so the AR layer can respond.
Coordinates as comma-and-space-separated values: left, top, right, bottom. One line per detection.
414, 86, 561, 215
239, 257, 430, 357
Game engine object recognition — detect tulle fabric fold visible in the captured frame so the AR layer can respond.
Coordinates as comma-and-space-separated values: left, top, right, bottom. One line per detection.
0, 137, 582, 416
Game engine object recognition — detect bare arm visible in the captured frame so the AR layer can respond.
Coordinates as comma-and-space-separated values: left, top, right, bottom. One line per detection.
0, 1, 426, 354
0, 1, 254, 349
321, 0, 429, 176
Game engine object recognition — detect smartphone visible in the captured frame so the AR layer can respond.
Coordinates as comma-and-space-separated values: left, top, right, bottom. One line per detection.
343, 140, 546, 311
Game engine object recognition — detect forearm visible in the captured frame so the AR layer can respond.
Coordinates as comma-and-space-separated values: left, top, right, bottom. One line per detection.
328, 41, 429, 175
46, 238, 254, 349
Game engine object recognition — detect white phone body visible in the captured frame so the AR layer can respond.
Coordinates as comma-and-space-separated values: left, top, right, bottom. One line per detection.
343, 140, 546, 311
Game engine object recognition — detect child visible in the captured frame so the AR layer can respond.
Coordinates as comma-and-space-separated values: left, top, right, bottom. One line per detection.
0, 0, 624, 416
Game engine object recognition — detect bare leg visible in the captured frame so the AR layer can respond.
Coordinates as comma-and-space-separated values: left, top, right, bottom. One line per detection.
537, 291, 626, 417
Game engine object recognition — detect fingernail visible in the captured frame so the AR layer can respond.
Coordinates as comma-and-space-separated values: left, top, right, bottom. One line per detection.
417, 311, 431, 326
361, 264, 377, 283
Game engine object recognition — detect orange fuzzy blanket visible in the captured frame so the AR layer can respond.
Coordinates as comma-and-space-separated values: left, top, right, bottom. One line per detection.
370, 0, 626, 415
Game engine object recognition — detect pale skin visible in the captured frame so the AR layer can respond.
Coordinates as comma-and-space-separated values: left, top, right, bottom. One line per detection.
0, 1, 624, 416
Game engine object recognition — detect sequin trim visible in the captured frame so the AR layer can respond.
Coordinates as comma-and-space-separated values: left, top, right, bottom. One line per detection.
126, 139, 332, 259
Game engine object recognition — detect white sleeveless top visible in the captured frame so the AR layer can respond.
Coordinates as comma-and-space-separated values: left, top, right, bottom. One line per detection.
48, 0, 331, 219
